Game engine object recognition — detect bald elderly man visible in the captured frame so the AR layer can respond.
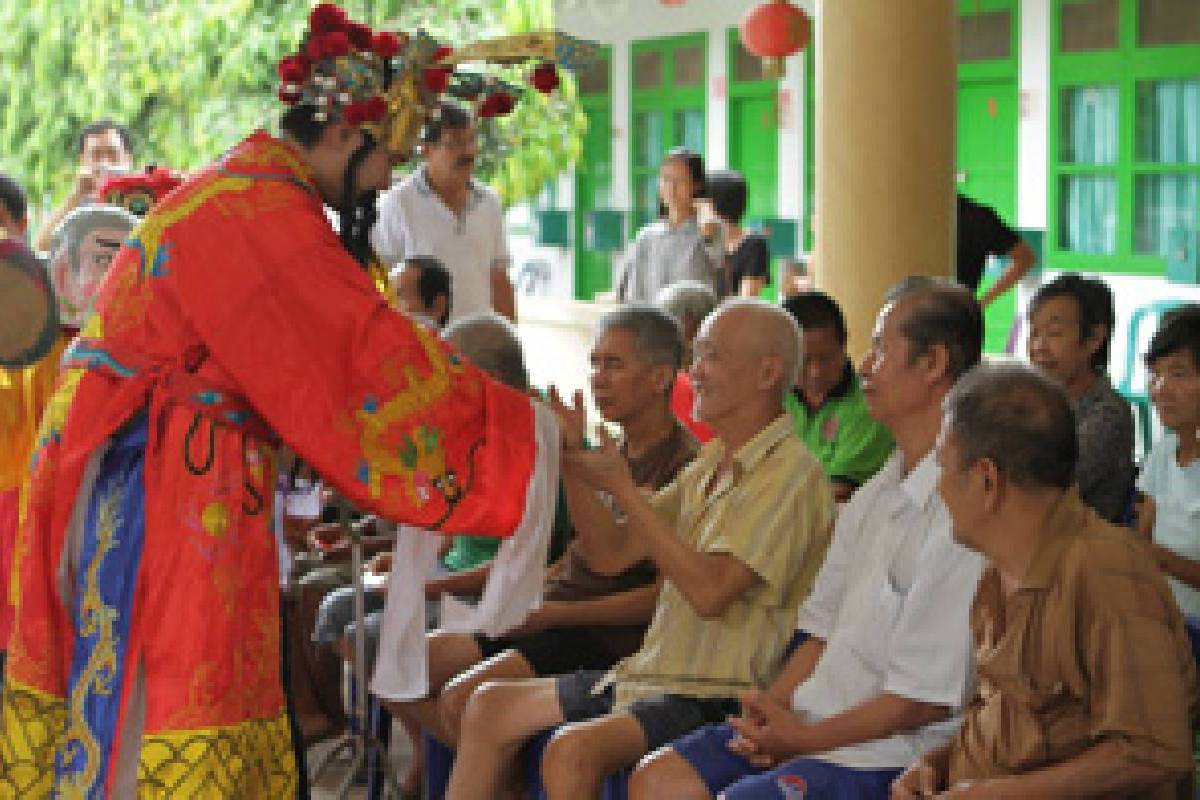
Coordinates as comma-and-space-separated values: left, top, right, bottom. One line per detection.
445, 299, 836, 799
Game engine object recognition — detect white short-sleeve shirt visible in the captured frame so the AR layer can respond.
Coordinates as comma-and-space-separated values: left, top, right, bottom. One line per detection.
1138, 432, 1200, 616
792, 450, 983, 770
371, 168, 509, 321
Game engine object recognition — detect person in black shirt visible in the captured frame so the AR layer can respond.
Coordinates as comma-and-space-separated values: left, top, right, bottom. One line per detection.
709, 170, 771, 298
957, 192, 1035, 307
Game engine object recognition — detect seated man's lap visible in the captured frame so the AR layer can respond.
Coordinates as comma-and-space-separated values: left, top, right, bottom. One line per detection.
557, 670, 738, 752
476, 627, 622, 677
674, 724, 899, 800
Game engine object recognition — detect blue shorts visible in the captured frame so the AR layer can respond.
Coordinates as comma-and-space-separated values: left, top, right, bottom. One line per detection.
672, 724, 900, 799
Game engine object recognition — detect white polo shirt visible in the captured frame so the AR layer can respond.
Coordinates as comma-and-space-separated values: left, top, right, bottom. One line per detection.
792, 450, 983, 770
371, 168, 509, 321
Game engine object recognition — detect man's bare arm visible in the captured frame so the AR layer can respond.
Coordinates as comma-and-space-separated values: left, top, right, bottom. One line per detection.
944, 739, 1179, 798
979, 239, 1035, 308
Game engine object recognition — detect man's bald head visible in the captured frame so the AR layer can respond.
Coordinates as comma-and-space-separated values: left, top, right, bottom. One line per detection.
696, 298, 802, 409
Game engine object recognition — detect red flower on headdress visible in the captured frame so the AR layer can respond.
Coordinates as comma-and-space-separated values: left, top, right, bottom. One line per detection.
305, 36, 328, 61
347, 21, 373, 49
363, 96, 388, 121
277, 56, 309, 84
344, 101, 368, 125
530, 62, 559, 94
432, 46, 454, 63
423, 66, 452, 94
322, 30, 351, 57
478, 91, 516, 118
372, 31, 401, 59
309, 3, 348, 34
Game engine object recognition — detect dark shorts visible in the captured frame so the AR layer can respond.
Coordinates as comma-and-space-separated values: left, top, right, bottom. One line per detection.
474, 627, 621, 676
555, 670, 739, 752
673, 724, 901, 800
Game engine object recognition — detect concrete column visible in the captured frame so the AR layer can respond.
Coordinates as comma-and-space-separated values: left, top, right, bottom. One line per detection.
814, 0, 957, 358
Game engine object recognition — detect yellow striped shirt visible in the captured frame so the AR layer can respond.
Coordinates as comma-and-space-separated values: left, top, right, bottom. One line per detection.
604, 413, 834, 707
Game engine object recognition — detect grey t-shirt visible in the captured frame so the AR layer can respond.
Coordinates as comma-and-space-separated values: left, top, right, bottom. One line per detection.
1075, 374, 1135, 522
616, 217, 720, 303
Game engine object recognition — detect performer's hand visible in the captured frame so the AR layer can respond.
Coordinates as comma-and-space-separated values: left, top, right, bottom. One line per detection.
547, 385, 586, 452
563, 427, 632, 494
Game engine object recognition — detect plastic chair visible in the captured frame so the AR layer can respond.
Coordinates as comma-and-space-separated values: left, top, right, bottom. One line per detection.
1116, 299, 1185, 461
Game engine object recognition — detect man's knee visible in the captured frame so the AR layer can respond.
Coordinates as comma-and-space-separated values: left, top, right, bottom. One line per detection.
438, 680, 473, 742
629, 747, 710, 800
459, 681, 526, 746
541, 724, 598, 784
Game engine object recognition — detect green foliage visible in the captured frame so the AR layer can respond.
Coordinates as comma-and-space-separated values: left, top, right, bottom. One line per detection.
0, 0, 585, 227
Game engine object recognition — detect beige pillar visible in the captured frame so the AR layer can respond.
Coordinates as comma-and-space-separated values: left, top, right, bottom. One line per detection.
814, 0, 957, 359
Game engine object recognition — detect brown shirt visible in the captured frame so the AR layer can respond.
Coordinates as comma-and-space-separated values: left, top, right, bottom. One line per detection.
948, 489, 1198, 798
543, 421, 699, 656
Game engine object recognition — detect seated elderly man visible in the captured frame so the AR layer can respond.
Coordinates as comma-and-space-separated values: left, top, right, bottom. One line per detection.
892, 362, 1197, 799
630, 278, 984, 799
783, 290, 894, 501
445, 299, 835, 799
383, 305, 699, 747
656, 280, 718, 443
390, 255, 452, 330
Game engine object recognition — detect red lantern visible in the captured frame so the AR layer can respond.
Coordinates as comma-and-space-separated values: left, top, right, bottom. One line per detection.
739, 1, 811, 79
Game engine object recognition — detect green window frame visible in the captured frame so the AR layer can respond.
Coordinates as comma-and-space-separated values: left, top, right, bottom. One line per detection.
629, 32, 708, 236
958, 0, 1021, 82
574, 46, 615, 299
1049, 0, 1200, 276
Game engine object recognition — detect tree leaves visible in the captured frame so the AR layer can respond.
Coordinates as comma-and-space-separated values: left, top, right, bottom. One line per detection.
0, 0, 583, 226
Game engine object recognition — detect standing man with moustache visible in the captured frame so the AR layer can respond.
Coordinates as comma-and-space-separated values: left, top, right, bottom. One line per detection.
372, 102, 516, 321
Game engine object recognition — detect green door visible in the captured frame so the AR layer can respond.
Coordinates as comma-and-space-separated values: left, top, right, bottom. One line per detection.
574, 49, 613, 300
957, 79, 1018, 218
629, 34, 708, 235
957, 1, 1021, 353
729, 96, 778, 223
958, 77, 1020, 353
575, 101, 613, 299
727, 29, 780, 297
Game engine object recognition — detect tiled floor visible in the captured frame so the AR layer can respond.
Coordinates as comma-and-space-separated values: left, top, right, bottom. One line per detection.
308, 722, 415, 800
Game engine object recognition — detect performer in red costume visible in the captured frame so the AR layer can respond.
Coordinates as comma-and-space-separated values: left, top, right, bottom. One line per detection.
0, 5, 560, 797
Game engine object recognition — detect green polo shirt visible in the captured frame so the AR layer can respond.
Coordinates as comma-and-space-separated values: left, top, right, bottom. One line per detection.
784, 364, 894, 488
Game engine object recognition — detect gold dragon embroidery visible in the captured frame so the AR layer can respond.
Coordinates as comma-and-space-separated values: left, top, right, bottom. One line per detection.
354, 323, 467, 503
57, 489, 121, 798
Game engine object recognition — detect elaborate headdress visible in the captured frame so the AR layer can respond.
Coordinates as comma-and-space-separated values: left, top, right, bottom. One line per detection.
276, 3, 599, 159
96, 166, 184, 218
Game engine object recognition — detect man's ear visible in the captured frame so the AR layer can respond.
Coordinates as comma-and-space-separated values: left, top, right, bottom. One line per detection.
922, 342, 952, 387
1083, 323, 1108, 362
432, 294, 449, 325
759, 352, 785, 394
650, 362, 675, 397
979, 458, 1003, 513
